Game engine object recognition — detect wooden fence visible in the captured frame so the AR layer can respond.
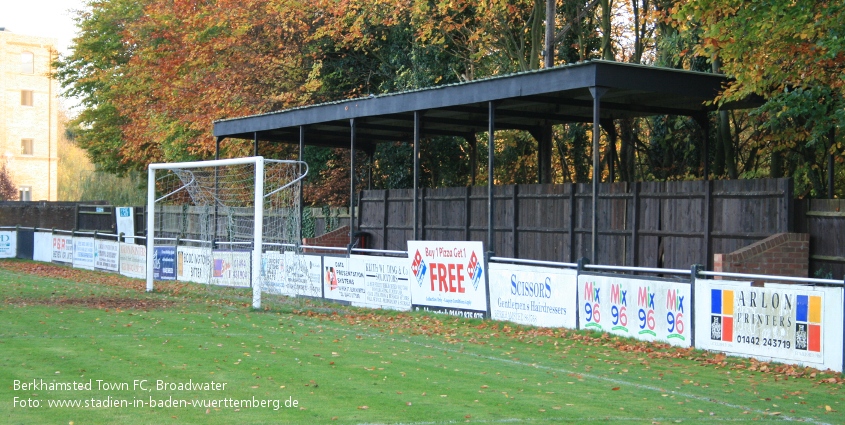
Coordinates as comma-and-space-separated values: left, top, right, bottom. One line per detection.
795, 198, 845, 279
358, 178, 794, 270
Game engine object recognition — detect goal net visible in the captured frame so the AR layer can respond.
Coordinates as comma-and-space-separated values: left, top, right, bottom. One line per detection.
145, 156, 307, 308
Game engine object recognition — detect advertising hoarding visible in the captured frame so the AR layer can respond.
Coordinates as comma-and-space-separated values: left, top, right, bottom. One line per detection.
695, 279, 844, 372
578, 274, 692, 347
408, 241, 487, 318
489, 263, 577, 328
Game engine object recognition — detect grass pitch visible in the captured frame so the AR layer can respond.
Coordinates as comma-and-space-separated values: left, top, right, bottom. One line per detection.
1, 259, 842, 424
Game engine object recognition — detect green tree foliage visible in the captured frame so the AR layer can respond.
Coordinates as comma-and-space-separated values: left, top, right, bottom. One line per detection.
55, 0, 144, 175
674, 0, 844, 196
56, 0, 844, 205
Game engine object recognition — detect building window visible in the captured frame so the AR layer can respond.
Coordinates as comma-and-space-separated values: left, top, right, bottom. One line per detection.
21, 52, 34, 74
19, 187, 32, 202
21, 139, 34, 156
21, 90, 34, 106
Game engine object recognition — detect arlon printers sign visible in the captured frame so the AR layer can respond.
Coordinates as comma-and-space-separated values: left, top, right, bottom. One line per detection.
695, 279, 844, 371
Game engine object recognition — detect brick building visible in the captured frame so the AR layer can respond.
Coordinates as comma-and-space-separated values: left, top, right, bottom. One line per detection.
0, 29, 59, 201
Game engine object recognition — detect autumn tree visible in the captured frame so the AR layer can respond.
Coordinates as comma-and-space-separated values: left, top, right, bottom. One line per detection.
55, 0, 145, 175
0, 165, 17, 201
674, 0, 845, 196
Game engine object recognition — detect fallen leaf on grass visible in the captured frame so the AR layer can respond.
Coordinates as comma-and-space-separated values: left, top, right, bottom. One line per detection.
358, 406, 369, 410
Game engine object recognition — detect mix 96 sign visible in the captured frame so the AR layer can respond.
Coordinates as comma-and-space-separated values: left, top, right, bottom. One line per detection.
407, 241, 486, 318
578, 274, 691, 347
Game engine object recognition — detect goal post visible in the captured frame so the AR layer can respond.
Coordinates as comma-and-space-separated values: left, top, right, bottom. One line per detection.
145, 156, 307, 309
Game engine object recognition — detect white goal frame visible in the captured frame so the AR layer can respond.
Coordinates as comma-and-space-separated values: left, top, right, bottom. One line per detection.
145, 156, 306, 309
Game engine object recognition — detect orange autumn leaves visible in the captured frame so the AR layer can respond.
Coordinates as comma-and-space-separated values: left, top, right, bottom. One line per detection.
62, 0, 550, 171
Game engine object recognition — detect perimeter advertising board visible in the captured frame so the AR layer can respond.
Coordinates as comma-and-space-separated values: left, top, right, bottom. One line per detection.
95, 240, 120, 272
176, 246, 212, 284
407, 241, 487, 318
284, 252, 322, 298
211, 251, 251, 287
52, 234, 73, 264
261, 251, 288, 295
0, 231, 16, 258
119, 243, 146, 279
578, 274, 692, 347
695, 279, 844, 372
72, 237, 96, 270
354, 255, 411, 311
33, 232, 52, 262
489, 263, 577, 328
153, 246, 176, 280
323, 256, 367, 305
115, 207, 135, 243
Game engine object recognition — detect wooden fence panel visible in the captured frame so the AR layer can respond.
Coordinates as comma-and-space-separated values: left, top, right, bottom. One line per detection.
711, 178, 791, 256
659, 180, 704, 269
385, 189, 413, 251
573, 183, 593, 262
516, 184, 570, 262
358, 191, 385, 248
796, 198, 845, 279
638, 181, 664, 269
356, 178, 801, 271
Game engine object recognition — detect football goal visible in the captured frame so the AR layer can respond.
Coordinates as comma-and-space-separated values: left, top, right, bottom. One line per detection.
145, 156, 307, 308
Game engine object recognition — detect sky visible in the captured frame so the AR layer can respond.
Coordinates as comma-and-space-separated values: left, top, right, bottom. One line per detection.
3, 0, 89, 111
3, 0, 87, 55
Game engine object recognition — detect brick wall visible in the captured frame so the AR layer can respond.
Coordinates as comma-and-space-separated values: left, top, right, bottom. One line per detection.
302, 225, 350, 254
713, 233, 809, 278
1, 31, 59, 201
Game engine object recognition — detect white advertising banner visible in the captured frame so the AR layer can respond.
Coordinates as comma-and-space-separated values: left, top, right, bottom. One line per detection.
94, 240, 120, 272
72, 237, 96, 270
578, 274, 692, 347
119, 243, 146, 279
115, 207, 135, 243
0, 231, 16, 258
489, 263, 577, 329
176, 246, 212, 284
695, 279, 844, 372
33, 232, 52, 262
407, 241, 487, 319
211, 251, 251, 288
261, 251, 288, 295
52, 234, 73, 264
323, 256, 367, 305
354, 255, 411, 311
283, 252, 323, 298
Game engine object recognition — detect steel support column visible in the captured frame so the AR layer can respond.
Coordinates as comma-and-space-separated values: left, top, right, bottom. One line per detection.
253, 132, 259, 157
413, 111, 422, 240
488, 102, 496, 253
299, 126, 305, 242
589, 87, 607, 263
349, 119, 356, 240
